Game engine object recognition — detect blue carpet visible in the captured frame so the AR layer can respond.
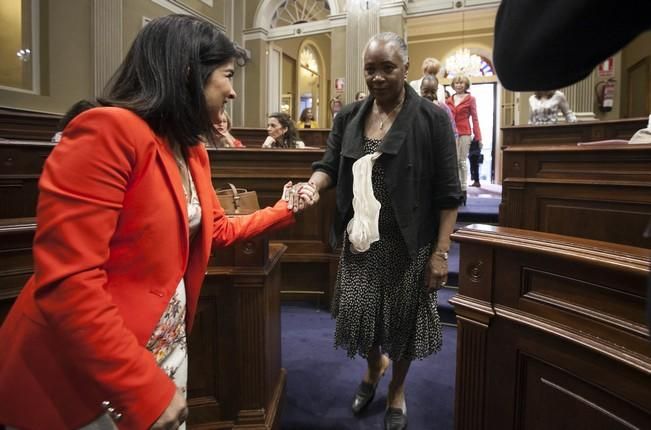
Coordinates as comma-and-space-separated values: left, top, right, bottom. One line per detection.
281, 304, 456, 430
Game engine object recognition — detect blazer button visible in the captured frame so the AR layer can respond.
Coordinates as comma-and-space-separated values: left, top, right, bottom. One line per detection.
101, 400, 111, 410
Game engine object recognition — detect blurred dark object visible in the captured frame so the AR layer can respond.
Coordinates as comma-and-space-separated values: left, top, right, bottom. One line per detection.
493, 0, 651, 91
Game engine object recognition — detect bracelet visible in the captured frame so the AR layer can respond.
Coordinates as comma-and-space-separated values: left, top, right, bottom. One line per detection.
433, 250, 449, 261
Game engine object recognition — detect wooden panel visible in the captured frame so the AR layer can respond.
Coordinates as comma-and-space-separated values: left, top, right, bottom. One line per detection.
0, 108, 331, 148
0, 141, 340, 304
0, 108, 60, 141
501, 117, 647, 149
0, 220, 287, 430
452, 225, 651, 430
500, 143, 651, 247
454, 318, 489, 430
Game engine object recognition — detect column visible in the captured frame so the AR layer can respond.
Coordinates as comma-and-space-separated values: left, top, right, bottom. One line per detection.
92, 0, 123, 97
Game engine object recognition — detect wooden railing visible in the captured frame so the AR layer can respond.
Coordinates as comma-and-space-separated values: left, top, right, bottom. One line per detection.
451, 225, 651, 430
501, 117, 647, 148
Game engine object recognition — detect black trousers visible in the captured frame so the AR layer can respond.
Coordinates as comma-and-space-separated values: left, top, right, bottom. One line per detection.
468, 154, 480, 182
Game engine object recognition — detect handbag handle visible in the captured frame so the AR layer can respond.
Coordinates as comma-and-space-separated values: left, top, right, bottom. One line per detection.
226, 183, 241, 210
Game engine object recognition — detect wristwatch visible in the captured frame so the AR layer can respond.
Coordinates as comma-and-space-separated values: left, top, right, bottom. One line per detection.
434, 251, 448, 261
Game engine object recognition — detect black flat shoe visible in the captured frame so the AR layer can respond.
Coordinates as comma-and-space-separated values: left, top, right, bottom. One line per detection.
351, 381, 377, 415
384, 407, 408, 430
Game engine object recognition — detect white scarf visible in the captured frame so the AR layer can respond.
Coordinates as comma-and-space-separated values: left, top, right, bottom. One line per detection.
346, 151, 383, 253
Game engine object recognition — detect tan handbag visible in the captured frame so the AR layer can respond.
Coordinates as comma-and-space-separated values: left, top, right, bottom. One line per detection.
216, 183, 260, 215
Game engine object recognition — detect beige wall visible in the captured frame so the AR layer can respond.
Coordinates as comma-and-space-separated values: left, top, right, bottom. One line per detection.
380, 14, 405, 37
621, 31, 651, 118
274, 34, 331, 126
0, 0, 24, 89
0, 0, 90, 114
329, 26, 346, 128
245, 0, 260, 29
0, 0, 226, 115
243, 38, 265, 127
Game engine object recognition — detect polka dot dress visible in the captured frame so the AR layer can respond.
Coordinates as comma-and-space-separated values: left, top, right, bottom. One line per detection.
331, 137, 442, 361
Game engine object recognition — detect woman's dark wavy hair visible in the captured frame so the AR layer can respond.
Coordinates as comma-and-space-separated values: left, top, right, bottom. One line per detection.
97, 14, 248, 148
299, 107, 312, 122
269, 112, 301, 148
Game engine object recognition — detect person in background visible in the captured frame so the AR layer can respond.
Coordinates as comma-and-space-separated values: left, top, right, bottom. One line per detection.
409, 57, 445, 101
262, 111, 305, 148
298, 32, 461, 430
446, 74, 482, 204
0, 14, 303, 430
330, 97, 343, 119
297, 107, 318, 129
420, 74, 457, 139
51, 99, 97, 143
355, 91, 367, 101
528, 90, 577, 125
215, 109, 246, 147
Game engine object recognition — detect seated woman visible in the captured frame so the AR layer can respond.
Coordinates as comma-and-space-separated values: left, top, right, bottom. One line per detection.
297, 107, 318, 129
215, 109, 245, 147
262, 112, 305, 148
528, 90, 577, 125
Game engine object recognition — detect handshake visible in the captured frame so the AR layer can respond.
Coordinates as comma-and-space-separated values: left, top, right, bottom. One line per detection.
282, 181, 319, 213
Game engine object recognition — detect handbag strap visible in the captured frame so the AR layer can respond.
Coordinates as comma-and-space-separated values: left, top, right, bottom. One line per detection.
227, 183, 240, 210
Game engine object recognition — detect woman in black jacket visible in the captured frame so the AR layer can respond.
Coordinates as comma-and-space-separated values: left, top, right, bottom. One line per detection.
297, 32, 461, 430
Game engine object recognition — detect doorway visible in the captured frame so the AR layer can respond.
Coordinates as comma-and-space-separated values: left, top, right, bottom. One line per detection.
445, 82, 497, 183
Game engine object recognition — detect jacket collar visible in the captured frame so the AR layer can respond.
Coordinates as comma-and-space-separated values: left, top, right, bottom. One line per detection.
341, 83, 420, 158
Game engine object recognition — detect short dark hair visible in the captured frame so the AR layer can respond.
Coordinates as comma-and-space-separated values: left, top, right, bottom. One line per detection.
57, 99, 97, 131
269, 112, 301, 148
98, 14, 248, 149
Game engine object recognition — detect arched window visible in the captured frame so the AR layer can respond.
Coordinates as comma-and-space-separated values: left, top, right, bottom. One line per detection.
271, 0, 330, 28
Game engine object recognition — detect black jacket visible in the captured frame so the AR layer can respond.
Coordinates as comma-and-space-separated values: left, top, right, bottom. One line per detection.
313, 84, 462, 256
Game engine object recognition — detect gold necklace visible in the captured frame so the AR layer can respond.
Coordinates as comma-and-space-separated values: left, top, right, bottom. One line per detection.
374, 96, 405, 130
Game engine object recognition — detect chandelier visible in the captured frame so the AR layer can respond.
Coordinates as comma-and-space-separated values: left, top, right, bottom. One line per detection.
445, 10, 483, 77
445, 48, 482, 77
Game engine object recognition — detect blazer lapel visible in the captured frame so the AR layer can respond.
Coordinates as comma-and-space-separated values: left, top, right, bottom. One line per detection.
156, 140, 190, 259
378, 84, 418, 155
340, 98, 373, 160
187, 147, 213, 260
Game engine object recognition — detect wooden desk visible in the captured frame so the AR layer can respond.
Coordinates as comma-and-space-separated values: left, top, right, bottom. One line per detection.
500, 143, 651, 248
0, 141, 339, 305
231, 127, 330, 149
0, 221, 288, 430
188, 243, 287, 430
451, 225, 651, 430
501, 117, 647, 149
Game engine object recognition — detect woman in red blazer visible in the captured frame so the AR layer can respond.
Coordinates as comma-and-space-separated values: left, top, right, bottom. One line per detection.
0, 15, 308, 430
446, 74, 482, 202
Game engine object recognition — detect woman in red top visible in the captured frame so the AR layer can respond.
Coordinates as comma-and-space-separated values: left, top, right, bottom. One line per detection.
446, 75, 482, 201
0, 14, 308, 430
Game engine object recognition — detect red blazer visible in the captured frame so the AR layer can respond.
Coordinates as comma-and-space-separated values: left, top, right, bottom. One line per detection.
446, 92, 482, 142
0, 108, 294, 430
